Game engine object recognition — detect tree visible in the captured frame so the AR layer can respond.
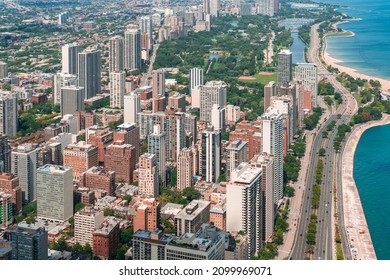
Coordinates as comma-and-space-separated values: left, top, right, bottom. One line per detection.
122, 195, 132, 202
169, 169, 177, 187
120, 227, 134, 244
74, 202, 84, 213
116, 244, 128, 260
182, 187, 201, 201
72, 242, 83, 254
103, 208, 115, 216
319, 148, 326, 157
2, 83, 11, 91
273, 230, 284, 245
284, 186, 295, 197
83, 243, 92, 255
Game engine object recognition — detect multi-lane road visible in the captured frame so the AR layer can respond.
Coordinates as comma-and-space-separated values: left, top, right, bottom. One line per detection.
290, 23, 357, 259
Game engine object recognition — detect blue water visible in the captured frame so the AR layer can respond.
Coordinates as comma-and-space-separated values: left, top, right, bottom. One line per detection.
354, 125, 390, 259
290, 32, 306, 64
314, 0, 390, 80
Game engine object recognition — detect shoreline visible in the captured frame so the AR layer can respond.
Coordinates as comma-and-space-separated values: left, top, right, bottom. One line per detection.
322, 23, 390, 91
341, 114, 390, 260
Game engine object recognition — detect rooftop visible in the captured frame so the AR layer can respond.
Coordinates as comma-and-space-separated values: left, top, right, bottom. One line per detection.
174, 200, 210, 221
38, 164, 71, 174
232, 163, 262, 184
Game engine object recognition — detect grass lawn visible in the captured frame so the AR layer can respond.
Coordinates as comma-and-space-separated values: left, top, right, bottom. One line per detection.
353, 93, 363, 107
239, 72, 277, 84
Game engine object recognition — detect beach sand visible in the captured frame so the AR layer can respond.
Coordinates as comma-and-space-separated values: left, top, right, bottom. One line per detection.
341, 114, 390, 260
323, 34, 390, 91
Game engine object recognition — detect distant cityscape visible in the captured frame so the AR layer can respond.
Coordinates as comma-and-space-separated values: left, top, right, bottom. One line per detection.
0, 0, 380, 261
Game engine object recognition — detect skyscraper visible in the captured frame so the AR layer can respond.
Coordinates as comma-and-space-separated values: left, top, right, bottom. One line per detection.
227, 162, 263, 258
152, 69, 165, 98
201, 125, 221, 182
124, 27, 141, 70
62, 43, 78, 75
0, 134, 10, 173
11, 144, 37, 204
256, 153, 275, 242
258, 0, 277, 16
189, 67, 203, 93
148, 125, 166, 187
210, 0, 220, 17
264, 81, 276, 111
202, 0, 211, 14
138, 153, 159, 198
109, 36, 124, 72
110, 71, 126, 108
78, 48, 101, 99
0, 61, 8, 79
124, 92, 140, 124
226, 140, 248, 181
139, 16, 153, 50
37, 165, 73, 222
10, 224, 48, 260
262, 107, 284, 201
295, 63, 318, 108
60, 86, 85, 116
0, 93, 18, 137
0, 192, 12, 228
177, 148, 194, 191
211, 104, 226, 131
277, 49, 292, 88
200, 81, 227, 122
53, 72, 78, 105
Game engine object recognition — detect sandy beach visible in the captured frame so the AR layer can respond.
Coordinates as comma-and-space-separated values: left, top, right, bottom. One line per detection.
341, 114, 390, 260
323, 28, 390, 91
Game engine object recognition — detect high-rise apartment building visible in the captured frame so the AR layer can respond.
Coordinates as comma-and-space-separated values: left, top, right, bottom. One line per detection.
0, 61, 8, 79
272, 95, 293, 154
295, 63, 318, 108
124, 27, 141, 70
113, 122, 140, 159
37, 165, 73, 222
255, 153, 275, 242
258, 0, 278, 16
201, 126, 220, 182
210, 0, 220, 17
262, 107, 284, 201
264, 81, 276, 111
227, 163, 262, 258
109, 36, 124, 72
277, 49, 292, 88
189, 68, 203, 108
132, 197, 159, 232
200, 81, 227, 122
225, 105, 240, 124
110, 71, 126, 108
0, 92, 18, 137
53, 72, 77, 105
74, 206, 104, 249
60, 86, 84, 116
177, 148, 193, 191
138, 153, 159, 198
80, 166, 116, 196
10, 224, 48, 260
174, 200, 211, 236
148, 125, 166, 187
104, 140, 137, 184
11, 144, 37, 204
78, 48, 101, 99
139, 16, 153, 50
63, 141, 98, 180
152, 69, 165, 98
0, 173, 22, 216
62, 43, 78, 74
0, 192, 12, 228
211, 104, 225, 131
226, 140, 248, 181
92, 217, 120, 259
0, 134, 10, 173
86, 125, 114, 163
124, 92, 140, 124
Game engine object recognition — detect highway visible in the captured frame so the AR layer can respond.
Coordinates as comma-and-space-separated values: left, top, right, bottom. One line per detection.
290, 23, 357, 259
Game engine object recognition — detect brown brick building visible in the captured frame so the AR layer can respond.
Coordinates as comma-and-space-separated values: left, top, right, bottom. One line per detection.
80, 166, 116, 196
63, 142, 98, 180
87, 126, 114, 163
104, 140, 136, 183
0, 173, 22, 215
92, 217, 120, 259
